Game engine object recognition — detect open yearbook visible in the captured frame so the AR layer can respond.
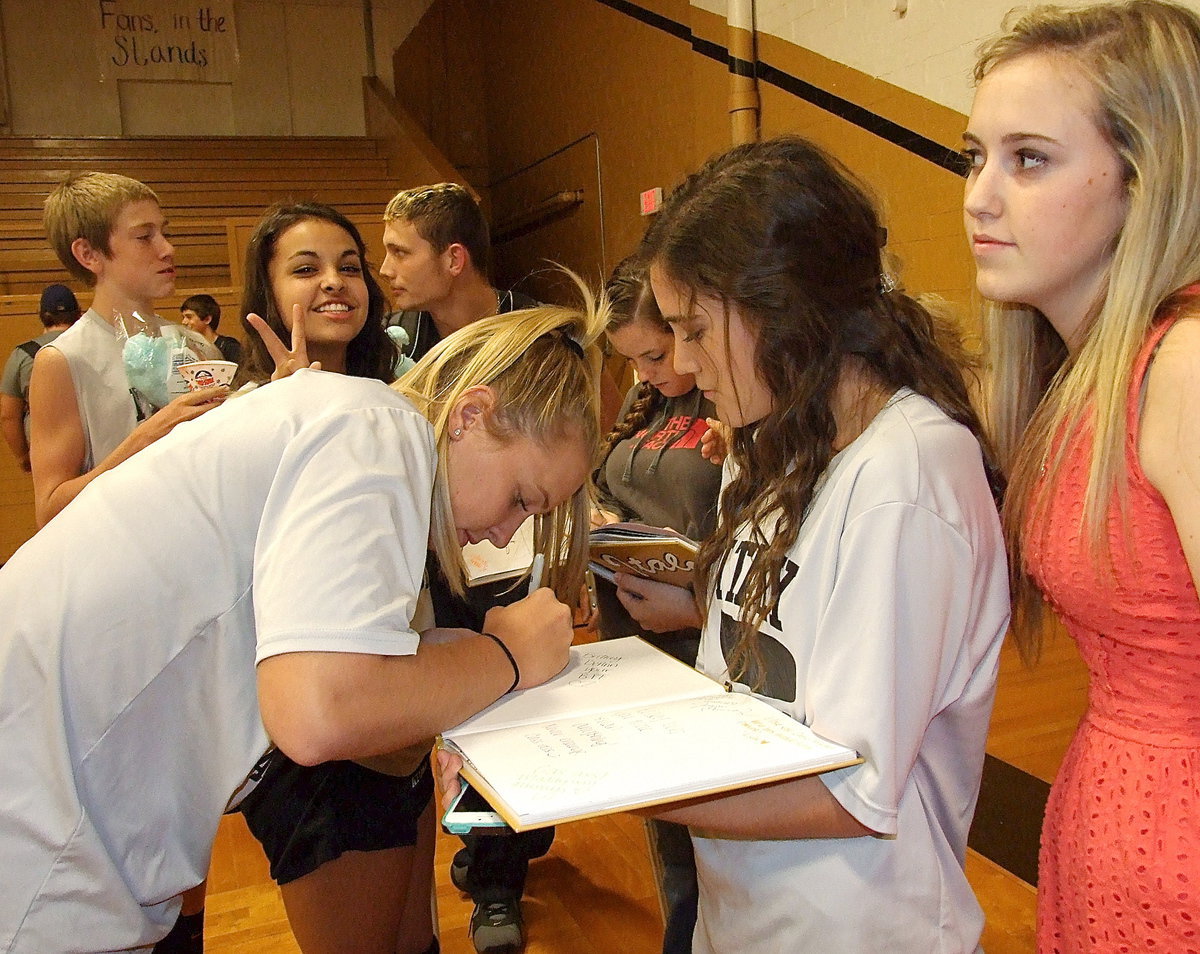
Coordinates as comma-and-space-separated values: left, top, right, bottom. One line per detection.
588, 522, 699, 587
439, 636, 860, 831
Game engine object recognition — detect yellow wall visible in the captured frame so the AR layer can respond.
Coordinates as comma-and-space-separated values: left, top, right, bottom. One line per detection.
395, 0, 975, 332
749, 27, 978, 333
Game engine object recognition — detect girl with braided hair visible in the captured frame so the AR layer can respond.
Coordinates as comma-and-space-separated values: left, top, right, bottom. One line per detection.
594, 257, 722, 660
592, 258, 721, 954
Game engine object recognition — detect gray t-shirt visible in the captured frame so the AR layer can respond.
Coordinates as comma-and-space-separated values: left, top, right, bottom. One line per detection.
0, 329, 66, 438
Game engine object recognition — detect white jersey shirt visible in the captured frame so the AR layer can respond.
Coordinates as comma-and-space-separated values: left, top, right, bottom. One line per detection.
692, 390, 1010, 954
0, 370, 434, 952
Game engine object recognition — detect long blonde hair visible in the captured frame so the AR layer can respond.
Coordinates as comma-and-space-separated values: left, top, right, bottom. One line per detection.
394, 272, 608, 600
977, 1, 1200, 661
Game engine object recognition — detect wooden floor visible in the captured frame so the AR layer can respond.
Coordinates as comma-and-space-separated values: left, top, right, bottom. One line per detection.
203, 631, 1088, 954
206, 815, 1042, 954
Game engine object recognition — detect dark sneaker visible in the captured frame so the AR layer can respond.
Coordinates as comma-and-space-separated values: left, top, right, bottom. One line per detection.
450, 848, 471, 893
469, 898, 524, 954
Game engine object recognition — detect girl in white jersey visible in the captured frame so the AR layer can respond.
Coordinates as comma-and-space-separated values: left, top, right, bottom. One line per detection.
631, 136, 1009, 952
0, 287, 605, 954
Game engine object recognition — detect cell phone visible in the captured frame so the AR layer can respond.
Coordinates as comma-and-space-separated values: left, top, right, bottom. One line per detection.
440, 779, 513, 835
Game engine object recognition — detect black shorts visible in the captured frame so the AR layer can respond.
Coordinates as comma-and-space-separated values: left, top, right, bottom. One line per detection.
238, 751, 433, 885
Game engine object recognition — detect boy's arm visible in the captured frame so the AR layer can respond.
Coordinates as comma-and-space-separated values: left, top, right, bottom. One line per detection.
0, 394, 30, 470
29, 347, 88, 526
29, 347, 228, 526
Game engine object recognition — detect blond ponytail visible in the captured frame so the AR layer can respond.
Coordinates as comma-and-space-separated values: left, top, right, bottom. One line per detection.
394, 269, 609, 599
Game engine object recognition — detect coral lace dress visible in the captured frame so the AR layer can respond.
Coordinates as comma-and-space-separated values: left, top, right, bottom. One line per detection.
1027, 314, 1200, 953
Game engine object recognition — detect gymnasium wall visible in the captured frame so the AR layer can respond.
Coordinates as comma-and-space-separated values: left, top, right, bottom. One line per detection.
6, 0, 1200, 563
393, 0, 973, 325
0, 0, 432, 136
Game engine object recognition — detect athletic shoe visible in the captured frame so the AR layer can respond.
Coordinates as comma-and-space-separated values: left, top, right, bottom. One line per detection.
469, 898, 524, 954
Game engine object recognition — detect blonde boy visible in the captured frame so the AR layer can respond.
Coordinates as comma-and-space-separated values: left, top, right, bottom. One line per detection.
31, 172, 224, 526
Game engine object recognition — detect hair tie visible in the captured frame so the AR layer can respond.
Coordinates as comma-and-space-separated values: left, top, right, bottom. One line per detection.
563, 335, 585, 359
545, 327, 585, 359
481, 632, 521, 693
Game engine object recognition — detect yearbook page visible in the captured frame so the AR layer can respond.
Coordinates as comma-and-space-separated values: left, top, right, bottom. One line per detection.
440, 638, 859, 830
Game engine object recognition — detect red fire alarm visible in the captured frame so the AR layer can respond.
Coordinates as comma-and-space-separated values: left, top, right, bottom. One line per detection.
640, 187, 663, 216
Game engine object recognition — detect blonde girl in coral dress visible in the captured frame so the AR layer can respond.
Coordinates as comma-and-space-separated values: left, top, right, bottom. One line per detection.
964, 3, 1200, 951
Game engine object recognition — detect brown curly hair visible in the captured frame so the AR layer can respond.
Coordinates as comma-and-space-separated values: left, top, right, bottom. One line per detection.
642, 136, 1001, 688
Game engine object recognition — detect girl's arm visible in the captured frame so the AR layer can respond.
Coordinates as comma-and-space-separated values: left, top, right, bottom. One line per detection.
251, 404, 573, 766
1138, 314, 1200, 592
662, 461, 1006, 843
257, 590, 574, 766
433, 748, 874, 839
649, 774, 875, 840
613, 572, 703, 632
29, 347, 224, 526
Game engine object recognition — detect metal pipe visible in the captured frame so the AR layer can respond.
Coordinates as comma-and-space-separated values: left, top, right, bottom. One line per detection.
727, 0, 759, 144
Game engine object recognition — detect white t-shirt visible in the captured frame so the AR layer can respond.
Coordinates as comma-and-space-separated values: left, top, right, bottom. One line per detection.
0, 370, 435, 952
692, 390, 1009, 954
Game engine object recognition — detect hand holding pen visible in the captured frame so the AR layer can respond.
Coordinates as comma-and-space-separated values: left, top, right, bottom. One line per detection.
527, 552, 545, 597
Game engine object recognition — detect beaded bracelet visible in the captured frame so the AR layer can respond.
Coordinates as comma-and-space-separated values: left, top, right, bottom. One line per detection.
482, 632, 521, 694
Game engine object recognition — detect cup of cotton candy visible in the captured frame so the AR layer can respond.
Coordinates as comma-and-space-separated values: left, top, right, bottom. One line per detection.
178, 360, 238, 391
118, 311, 222, 414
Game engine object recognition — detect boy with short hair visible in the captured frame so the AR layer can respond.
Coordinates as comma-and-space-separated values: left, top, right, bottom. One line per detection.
30, 172, 226, 527
0, 284, 81, 471
34, 172, 220, 951
180, 292, 242, 365
381, 182, 523, 358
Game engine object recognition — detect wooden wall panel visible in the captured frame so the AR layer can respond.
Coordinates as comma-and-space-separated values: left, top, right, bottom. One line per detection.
481, 0, 719, 279
459, 0, 976, 337
391, 0, 491, 189
489, 136, 605, 298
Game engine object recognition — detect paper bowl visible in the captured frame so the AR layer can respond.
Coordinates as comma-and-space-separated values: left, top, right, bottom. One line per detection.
177, 360, 238, 391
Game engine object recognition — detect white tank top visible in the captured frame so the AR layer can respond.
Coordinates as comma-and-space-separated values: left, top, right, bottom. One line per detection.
46, 310, 138, 471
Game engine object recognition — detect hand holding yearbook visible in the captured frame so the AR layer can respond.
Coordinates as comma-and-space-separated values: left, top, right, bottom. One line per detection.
439, 637, 860, 831
589, 522, 699, 587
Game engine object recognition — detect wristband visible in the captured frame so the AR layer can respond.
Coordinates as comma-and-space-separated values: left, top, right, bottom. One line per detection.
482, 632, 521, 693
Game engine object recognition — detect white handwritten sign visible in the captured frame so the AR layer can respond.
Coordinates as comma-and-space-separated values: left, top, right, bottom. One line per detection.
94, 0, 238, 82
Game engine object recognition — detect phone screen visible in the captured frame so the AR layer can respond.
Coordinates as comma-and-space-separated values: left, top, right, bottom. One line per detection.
441, 780, 513, 835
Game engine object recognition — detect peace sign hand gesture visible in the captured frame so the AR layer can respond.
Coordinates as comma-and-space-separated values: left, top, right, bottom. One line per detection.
245, 304, 322, 381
